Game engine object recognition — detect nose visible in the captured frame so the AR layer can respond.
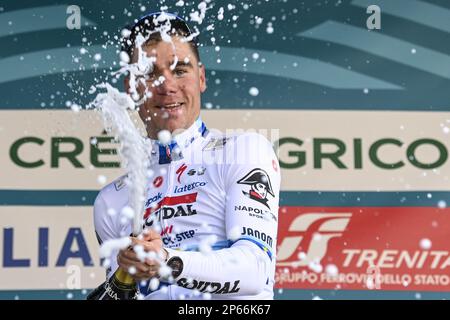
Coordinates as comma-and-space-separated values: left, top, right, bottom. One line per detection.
155, 71, 178, 95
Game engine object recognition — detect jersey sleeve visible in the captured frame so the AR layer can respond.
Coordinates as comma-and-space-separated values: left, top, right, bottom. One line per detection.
93, 190, 120, 280
164, 133, 280, 297
223, 133, 280, 263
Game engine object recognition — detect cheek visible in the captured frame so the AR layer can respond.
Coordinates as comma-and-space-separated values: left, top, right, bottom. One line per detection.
180, 74, 201, 90
180, 82, 200, 100
138, 106, 151, 120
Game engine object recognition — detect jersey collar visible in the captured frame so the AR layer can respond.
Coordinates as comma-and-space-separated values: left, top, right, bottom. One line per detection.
149, 117, 208, 164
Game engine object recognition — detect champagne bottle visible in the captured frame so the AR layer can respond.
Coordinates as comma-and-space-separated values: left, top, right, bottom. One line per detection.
87, 268, 138, 300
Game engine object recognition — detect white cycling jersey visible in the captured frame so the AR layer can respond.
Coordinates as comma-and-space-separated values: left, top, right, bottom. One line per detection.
93, 118, 280, 300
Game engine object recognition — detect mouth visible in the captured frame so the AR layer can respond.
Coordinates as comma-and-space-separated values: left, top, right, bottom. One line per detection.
156, 102, 185, 110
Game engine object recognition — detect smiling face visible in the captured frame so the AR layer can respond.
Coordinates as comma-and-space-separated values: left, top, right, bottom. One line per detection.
126, 36, 206, 139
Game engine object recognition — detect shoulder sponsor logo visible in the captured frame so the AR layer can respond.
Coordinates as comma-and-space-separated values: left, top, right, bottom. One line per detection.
202, 137, 229, 151
187, 167, 206, 176
277, 212, 352, 267
176, 163, 188, 183
174, 181, 207, 194
177, 278, 240, 294
234, 205, 277, 222
241, 226, 273, 248
237, 168, 275, 209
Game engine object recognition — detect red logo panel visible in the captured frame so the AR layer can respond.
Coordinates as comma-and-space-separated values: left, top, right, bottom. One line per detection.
276, 206, 450, 292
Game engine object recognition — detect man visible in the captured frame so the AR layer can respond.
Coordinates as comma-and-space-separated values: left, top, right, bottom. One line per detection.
92, 12, 280, 300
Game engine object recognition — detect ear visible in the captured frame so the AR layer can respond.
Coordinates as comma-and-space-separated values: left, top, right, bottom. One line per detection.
199, 64, 207, 93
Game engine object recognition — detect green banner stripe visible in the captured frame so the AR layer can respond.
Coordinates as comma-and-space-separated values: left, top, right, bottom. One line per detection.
0, 190, 449, 207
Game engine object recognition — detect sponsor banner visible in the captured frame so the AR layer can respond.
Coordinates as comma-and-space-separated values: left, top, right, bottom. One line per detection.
2, 204, 449, 292
0, 206, 103, 290
0, 110, 125, 190
1, 110, 450, 191
275, 207, 450, 292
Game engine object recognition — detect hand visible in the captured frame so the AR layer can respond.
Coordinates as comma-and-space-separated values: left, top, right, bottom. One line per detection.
117, 228, 168, 281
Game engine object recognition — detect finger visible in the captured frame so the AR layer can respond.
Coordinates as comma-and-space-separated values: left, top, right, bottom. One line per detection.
117, 255, 138, 272
132, 271, 153, 280
131, 271, 159, 282
144, 259, 160, 267
117, 256, 150, 274
130, 238, 162, 254
142, 242, 162, 253
126, 265, 159, 281
130, 237, 157, 248
130, 237, 142, 247
141, 228, 162, 241
119, 249, 141, 262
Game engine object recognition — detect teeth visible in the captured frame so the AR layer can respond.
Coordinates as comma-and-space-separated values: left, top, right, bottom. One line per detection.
165, 103, 181, 108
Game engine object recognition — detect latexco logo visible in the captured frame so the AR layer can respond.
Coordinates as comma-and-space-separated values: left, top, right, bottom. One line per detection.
277, 212, 352, 267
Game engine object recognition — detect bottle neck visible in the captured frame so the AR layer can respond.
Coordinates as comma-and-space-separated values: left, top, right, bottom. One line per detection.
114, 267, 135, 285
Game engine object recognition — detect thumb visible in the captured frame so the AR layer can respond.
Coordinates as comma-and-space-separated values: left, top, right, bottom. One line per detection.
141, 227, 162, 241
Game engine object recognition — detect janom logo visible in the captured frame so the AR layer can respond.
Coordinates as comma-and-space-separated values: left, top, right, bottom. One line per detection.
277, 212, 351, 267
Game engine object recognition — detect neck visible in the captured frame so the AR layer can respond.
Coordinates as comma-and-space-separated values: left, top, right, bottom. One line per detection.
147, 118, 204, 144
145, 124, 192, 140
146, 125, 161, 140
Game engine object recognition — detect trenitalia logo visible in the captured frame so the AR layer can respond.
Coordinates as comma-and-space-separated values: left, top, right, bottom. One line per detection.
277, 213, 352, 267
275, 207, 450, 291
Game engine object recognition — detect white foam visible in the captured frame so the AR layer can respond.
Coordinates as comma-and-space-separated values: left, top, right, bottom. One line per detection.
99, 237, 131, 258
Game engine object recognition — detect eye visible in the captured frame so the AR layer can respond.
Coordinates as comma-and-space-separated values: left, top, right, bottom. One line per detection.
174, 68, 187, 77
